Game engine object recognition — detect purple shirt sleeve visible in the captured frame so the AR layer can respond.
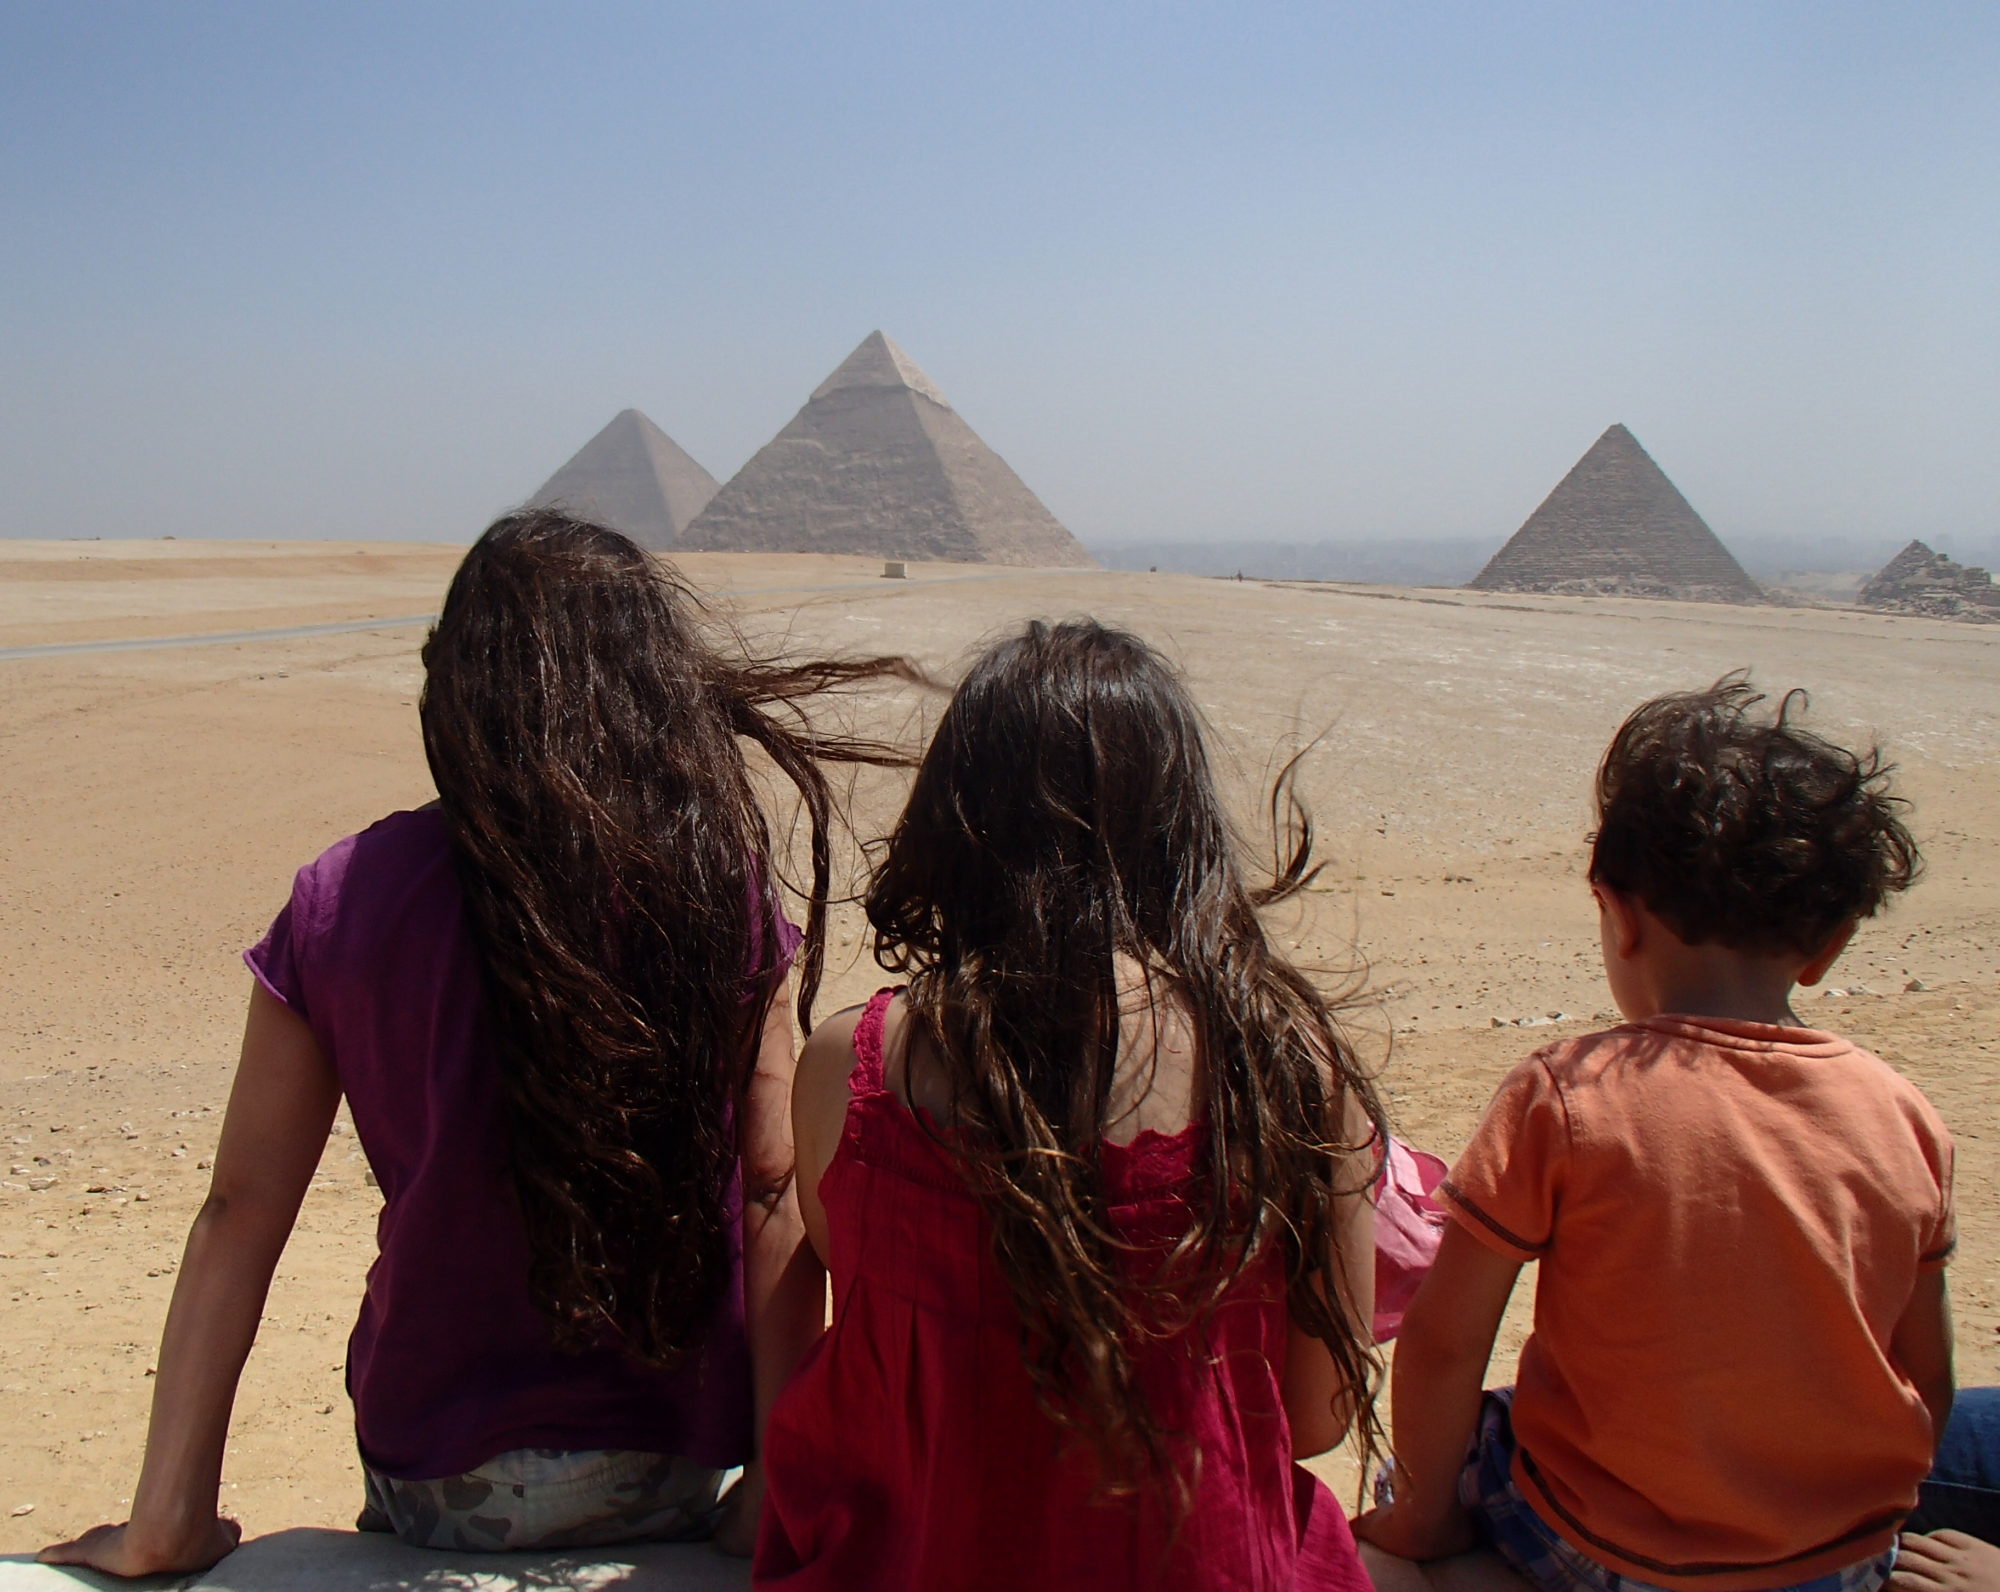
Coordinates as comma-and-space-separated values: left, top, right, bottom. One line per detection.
244, 865, 315, 1020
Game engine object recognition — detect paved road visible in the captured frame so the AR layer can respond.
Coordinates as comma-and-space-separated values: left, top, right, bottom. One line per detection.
0, 567, 1110, 663
0, 613, 440, 662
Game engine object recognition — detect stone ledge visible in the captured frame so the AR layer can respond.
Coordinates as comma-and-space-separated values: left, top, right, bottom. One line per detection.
4, 1531, 1526, 1591
0, 1530, 749, 1592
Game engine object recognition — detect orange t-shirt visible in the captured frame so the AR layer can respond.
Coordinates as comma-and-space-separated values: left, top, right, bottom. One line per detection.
1439, 1015, 1954, 1591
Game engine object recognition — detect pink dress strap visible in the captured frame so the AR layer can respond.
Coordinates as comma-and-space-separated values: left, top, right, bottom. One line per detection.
848, 988, 899, 1097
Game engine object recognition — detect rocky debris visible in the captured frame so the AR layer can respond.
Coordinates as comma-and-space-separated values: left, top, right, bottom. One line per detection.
1857, 540, 2000, 623
1469, 424, 1764, 604
525, 409, 720, 551
683, 331, 1097, 568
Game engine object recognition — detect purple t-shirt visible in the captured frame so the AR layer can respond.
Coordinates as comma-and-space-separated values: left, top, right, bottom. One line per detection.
245, 806, 799, 1480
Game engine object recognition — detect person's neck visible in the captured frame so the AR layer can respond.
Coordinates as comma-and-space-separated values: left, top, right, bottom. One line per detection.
1627, 946, 1808, 1027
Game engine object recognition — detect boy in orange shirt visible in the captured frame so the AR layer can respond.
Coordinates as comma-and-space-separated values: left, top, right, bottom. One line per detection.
1357, 676, 1955, 1592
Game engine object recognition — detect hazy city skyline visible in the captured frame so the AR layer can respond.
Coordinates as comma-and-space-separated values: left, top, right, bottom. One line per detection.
3, 3, 1995, 558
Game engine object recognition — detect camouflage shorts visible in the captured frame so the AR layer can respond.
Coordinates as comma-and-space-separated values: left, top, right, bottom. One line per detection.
357, 1447, 725, 1552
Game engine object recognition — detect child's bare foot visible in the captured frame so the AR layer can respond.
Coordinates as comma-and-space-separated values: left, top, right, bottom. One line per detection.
1890, 1532, 2000, 1592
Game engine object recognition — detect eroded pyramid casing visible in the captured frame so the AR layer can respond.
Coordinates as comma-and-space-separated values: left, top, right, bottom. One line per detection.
1859, 539, 2000, 617
1470, 425, 1763, 604
682, 333, 1095, 568
527, 409, 720, 550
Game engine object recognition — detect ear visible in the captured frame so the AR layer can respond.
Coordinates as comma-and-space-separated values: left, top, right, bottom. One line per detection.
1796, 921, 1858, 988
1594, 883, 1645, 960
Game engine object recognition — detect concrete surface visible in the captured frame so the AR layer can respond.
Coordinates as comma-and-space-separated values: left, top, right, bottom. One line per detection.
0, 1530, 750, 1591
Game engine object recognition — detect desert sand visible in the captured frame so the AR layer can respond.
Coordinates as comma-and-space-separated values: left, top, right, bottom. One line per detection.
1, 540, 1994, 1550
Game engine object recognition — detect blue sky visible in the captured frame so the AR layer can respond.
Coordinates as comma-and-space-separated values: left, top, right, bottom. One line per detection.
2, 2, 1995, 553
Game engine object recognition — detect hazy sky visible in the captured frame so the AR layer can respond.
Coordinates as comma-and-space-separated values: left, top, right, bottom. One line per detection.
3, 2, 1995, 551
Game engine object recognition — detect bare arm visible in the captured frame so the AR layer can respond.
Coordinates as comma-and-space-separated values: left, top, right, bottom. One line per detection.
714, 976, 828, 1557
41, 984, 339, 1577
1890, 1268, 1954, 1448
1353, 1221, 1523, 1560
791, 1005, 867, 1270
1283, 1097, 1379, 1458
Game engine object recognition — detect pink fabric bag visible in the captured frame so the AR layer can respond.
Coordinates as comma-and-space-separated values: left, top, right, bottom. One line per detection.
1373, 1135, 1448, 1341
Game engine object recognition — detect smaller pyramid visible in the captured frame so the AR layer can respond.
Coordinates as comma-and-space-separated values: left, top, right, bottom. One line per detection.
681, 332, 1095, 568
526, 410, 720, 550
1859, 540, 2000, 621
1469, 424, 1763, 604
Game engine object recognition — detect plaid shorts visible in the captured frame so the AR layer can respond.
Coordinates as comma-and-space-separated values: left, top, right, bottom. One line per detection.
1461, 1390, 1896, 1592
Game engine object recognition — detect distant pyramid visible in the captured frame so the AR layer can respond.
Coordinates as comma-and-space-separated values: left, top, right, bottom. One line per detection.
1859, 540, 1947, 605
526, 409, 720, 550
681, 332, 1095, 567
1469, 424, 1763, 604
1859, 540, 2000, 621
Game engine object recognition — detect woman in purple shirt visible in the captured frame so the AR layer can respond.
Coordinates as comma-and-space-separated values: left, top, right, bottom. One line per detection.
43, 513, 912, 1575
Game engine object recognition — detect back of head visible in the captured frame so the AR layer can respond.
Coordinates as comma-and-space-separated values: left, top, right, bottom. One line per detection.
867, 618, 1383, 1488
870, 619, 1230, 964
421, 511, 775, 1364
1590, 673, 1920, 957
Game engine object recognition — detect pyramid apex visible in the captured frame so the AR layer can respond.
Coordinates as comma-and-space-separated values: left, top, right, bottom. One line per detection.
524, 409, 720, 550
810, 331, 951, 408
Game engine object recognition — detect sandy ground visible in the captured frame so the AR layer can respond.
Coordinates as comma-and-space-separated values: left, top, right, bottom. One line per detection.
1, 540, 1994, 1546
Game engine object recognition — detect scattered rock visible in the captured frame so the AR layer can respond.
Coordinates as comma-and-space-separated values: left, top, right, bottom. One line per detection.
10, 1503, 33, 1516
1904, 977, 1928, 993
1821, 988, 1847, 999
26, 1177, 55, 1192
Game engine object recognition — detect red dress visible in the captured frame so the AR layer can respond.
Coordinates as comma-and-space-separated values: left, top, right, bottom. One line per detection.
754, 991, 1372, 1591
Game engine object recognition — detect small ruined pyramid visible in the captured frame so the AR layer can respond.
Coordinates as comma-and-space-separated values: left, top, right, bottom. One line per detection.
526, 409, 720, 550
1469, 424, 1763, 604
1859, 540, 2000, 621
1859, 540, 1948, 605
681, 332, 1095, 567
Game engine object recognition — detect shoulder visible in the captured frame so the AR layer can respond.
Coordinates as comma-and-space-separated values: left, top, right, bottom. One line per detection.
296, 806, 447, 895
1822, 1031, 1954, 1154
1463, 1026, 1647, 1141
1522, 1024, 1652, 1083
795, 1005, 869, 1102
278, 807, 453, 957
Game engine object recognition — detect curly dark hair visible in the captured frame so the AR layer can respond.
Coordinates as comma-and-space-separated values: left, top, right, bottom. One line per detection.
1589, 672, 1920, 957
865, 619, 1386, 1492
421, 510, 917, 1365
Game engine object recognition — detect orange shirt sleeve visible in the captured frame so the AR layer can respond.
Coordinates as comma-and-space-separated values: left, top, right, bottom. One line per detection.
1437, 1052, 1569, 1262
1918, 1122, 1956, 1271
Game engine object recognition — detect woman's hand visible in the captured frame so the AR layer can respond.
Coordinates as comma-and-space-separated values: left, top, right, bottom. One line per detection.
710, 1461, 764, 1558
39, 1514, 242, 1578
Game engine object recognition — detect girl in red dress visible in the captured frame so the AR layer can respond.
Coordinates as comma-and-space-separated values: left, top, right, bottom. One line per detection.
757, 620, 1384, 1591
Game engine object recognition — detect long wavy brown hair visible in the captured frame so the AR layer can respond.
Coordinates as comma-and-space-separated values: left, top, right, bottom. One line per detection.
865, 618, 1386, 1488
421, 510, 914, 1364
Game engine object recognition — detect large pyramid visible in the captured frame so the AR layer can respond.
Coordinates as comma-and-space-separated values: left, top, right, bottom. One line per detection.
1469, 424, 1763, 603
526, 409, 720, 550
681, 332, 1095, 567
